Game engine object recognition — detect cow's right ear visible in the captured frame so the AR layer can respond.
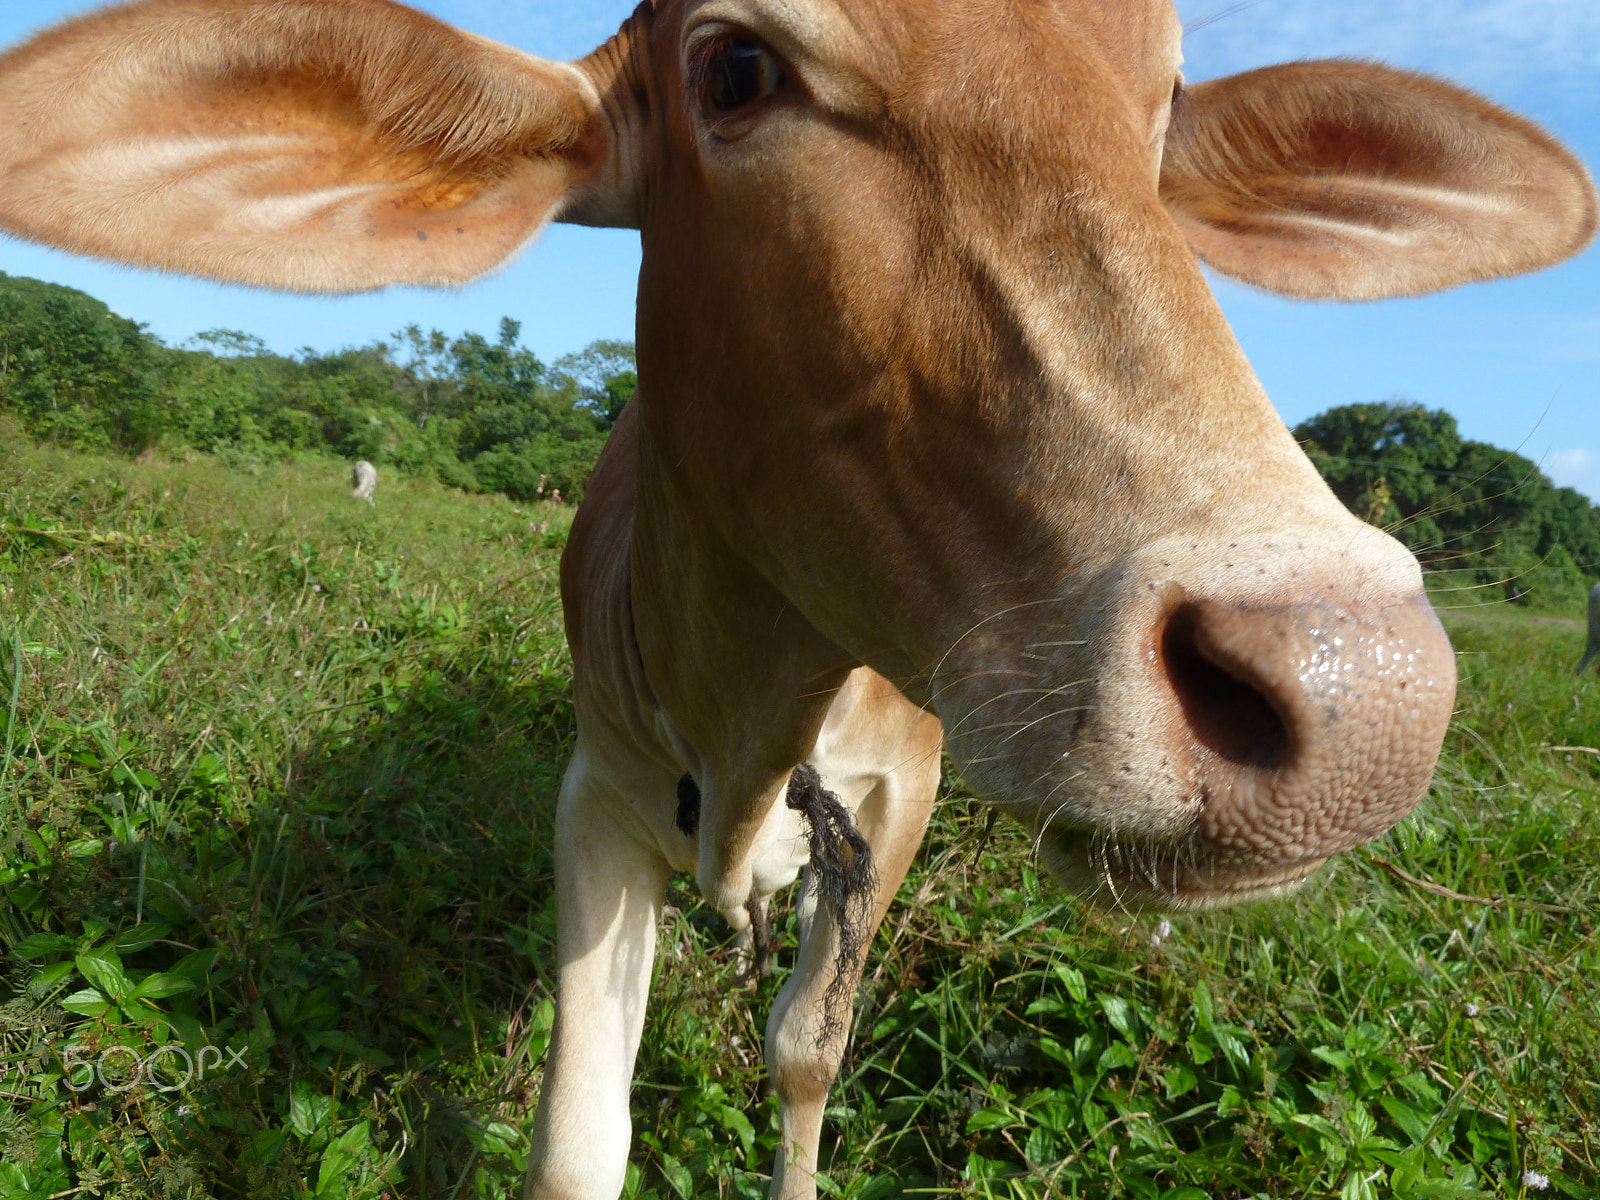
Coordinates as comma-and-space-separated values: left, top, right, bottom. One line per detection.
0, 0, 644, 293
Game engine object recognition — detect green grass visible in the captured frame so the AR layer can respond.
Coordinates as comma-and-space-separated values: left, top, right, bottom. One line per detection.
1, 440, 1596, 1199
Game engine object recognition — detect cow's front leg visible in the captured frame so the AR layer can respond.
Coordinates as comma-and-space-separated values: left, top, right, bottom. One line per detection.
765, 745, 939, 1200
525, 744, 670, 1200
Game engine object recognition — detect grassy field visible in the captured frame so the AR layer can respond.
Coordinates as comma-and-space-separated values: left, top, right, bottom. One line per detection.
1, 439, 1597, 1200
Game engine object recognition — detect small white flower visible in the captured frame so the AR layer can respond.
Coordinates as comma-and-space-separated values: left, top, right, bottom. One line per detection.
1155, 919, 1172, 940
730, 1035, 742, 1049
311, 584, 322, 593
293, 670, 303, 678
177, 1105, 192, 1117
1149, 932, 1162, 948
1522, 1170, 1550, 1191
1464, 1002, 1480, 1018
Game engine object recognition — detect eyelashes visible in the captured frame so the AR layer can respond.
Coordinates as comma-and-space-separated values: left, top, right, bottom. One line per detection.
690, 34, 786, 118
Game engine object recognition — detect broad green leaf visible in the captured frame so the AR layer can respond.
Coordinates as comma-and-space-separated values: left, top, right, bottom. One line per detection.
59, 987, 109, 1017
1098, 1041, 1139, 1071
1380, 1097, 1431, 1146
170, 948, 221, 981
1211, 1024, 1251, 1067
130, 972, 195, 1001
10, 932, 68, 960
109, 923, 170, 954
1313, 1046, 1356, 1072
1292, 1113, 1346, 1140
1163, 1063, 1199, 1100
289, 1081, 332, 1139
1054, 964, 1088, 1004
657, 1151, 693, 1200
715, 1104, 756, 1157
1099, 994, 1139, 1041
162, 1011, 205, 1046
966, 1107, 1014, 1133
75, 952, 131, 1003
465, 1120, 522, 1156
252, 1128, 291, 1164
120, 999, 166, 1028
31, 959, 77, 993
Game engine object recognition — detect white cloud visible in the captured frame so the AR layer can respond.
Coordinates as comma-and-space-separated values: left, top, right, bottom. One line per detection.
1174, 0, 1600, 101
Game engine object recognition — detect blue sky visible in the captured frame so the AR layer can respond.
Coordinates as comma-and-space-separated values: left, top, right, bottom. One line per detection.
2, 1, 1597, 497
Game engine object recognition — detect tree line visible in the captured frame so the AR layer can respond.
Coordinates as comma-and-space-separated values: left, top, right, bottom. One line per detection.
0, 271, 634, 502
2, 271, 1597, 606
1295, 402, 1600, 608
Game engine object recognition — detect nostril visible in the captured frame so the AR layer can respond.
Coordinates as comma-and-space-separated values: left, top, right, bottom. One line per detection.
1161, 603, 1289, 771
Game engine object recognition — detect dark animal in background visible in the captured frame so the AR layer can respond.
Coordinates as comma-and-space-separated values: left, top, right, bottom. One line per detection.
0, 3, 1593, 1199
1579, 582, 1600, 673
351, 460, 377, 504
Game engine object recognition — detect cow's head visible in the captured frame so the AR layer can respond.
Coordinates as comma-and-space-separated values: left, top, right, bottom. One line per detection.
1, 0, 1593, 909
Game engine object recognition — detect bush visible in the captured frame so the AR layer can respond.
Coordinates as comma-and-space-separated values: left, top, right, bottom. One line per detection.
0, 273, 635, 511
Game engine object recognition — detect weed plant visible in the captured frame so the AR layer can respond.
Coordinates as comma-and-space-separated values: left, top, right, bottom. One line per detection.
0, 441, 1596, 1199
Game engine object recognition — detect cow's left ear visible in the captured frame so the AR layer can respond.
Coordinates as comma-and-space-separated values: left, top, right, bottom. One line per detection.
1160, 60, 1597, 300
0, 0, 642, 293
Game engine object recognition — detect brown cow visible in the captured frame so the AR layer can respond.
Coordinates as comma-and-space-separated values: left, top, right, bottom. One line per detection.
0, 2, 1592, 1197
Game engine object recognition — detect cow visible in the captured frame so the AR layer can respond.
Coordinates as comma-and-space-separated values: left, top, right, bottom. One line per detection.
351, 459, 378, 503
0, 2, 1593, 1197
1579, 582, 1600, 673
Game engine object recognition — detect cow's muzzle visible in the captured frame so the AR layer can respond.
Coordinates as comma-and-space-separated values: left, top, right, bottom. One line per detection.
1034, 587, 1457, 910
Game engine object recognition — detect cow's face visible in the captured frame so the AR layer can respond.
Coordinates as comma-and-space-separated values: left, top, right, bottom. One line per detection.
589, 0, 1590, 906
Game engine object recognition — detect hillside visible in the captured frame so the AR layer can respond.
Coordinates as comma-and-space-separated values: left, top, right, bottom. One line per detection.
0, 272, 635, 503
2, 271, 1598, 609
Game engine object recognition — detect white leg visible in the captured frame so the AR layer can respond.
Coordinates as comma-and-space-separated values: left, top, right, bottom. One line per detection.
525, 747, 671, 1200
765, 752, 938, 1200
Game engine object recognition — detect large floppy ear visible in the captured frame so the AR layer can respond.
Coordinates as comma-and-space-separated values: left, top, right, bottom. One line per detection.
0, 0, 642, 292
1160, 60, 1598, 300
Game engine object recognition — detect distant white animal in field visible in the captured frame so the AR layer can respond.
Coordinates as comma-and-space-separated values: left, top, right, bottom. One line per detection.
1579, 583, 1600, 674
351, 460, 377, 504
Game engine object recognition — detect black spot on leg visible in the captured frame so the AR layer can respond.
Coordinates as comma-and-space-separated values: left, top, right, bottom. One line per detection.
675, 773, 701, 837
416, 230, 428, 241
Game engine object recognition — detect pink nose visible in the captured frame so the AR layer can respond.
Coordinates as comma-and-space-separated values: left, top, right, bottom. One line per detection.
1159, 593, 1457, 865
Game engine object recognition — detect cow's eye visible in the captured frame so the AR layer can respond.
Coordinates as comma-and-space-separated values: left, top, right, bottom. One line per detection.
697, 38, 784, 113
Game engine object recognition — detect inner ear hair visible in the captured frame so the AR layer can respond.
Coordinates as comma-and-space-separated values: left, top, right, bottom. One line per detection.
1160, 59, 1598, 300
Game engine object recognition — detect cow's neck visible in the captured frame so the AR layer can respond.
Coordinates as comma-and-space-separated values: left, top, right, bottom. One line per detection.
627, 401, 857, 914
